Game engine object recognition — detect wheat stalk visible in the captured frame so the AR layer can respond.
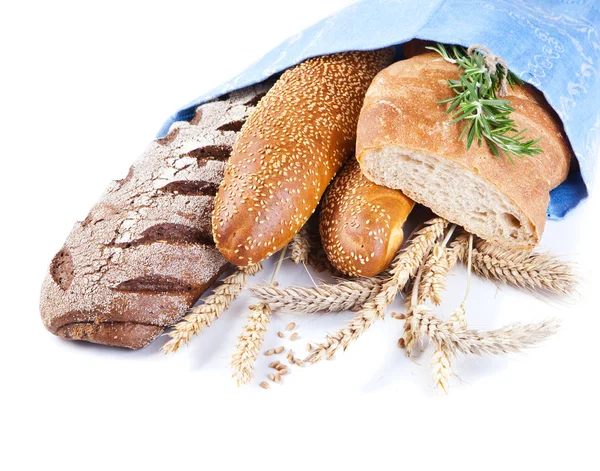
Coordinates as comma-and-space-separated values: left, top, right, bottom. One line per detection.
249, 275, 386, 313
304, 218, 447, 365
431, 342, 452, 394
469, 239, 576, 296
290, 226, 310, 264
231, 302, 272, 386
448, 234, 473, 328
162, 263, 263, 354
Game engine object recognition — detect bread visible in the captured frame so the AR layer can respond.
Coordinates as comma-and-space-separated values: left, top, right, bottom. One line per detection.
356, 52, 572, 249
320, 158, 414, 277
212, 48, 395, 266
39, 82, 271, 349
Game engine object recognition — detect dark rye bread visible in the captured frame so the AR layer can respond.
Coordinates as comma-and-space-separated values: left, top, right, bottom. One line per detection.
40, 82, 272, 349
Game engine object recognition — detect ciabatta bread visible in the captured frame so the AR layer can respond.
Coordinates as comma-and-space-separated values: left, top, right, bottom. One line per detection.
212, 49, 395, 266
356, 52, 571, 249
320, 158, 414, 276
40, 83, 271, 349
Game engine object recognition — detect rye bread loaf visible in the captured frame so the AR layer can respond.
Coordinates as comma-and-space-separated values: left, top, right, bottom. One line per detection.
320, 158, 414, 277
40, 82, 271, 349
356, 52, 572, 249
212, 48, 395, 266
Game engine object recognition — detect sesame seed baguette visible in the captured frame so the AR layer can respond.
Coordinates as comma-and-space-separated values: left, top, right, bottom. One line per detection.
212, 48, 395, 266
320, 158, 415, 277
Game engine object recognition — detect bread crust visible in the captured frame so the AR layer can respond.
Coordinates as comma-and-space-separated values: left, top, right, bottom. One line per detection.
39, 83, 271, 349
320, 158, 414, 276
356, 52, 571, 248
212, 49, 395, 266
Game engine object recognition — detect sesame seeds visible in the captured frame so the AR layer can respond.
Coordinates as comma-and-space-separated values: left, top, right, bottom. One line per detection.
319, 157, 414, 277
213, 49, 395, 266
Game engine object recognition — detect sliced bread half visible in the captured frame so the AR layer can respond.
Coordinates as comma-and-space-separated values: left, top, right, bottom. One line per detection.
356, 52, 571, 249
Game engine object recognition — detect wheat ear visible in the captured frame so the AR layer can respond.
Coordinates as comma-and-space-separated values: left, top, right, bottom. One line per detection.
419, 225, 456, 305
305, 218, 447, 365
469, 239, 576, 296
231, 247, 286, 386
404, 256, 432, 357
162, 263, 263, 354
231, 302, 272, 386
431, 342, 452, 395
413, 309, 560, 356
249, 275, 386, 313
290, 226, 310, 264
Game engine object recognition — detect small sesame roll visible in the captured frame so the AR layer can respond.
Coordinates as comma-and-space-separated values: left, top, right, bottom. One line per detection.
319, 158, 415, 277
213, 49, 395, 266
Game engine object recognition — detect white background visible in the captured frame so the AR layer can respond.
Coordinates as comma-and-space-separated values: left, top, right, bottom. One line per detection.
1, 1, 598, 469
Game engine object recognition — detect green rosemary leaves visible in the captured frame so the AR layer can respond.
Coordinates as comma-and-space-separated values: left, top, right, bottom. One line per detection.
427, 43, 542, 162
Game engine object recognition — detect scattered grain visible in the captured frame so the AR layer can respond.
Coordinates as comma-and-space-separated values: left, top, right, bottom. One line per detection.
286, 322, 296, 331
290, 332, 299, 341
260, 381, 270, 389
275, 346, 284, 354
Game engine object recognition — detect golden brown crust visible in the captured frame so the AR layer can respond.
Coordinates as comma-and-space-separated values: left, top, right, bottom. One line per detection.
356, 52, 572, 248
320, 158, 414, 277
212, 49, 395, 266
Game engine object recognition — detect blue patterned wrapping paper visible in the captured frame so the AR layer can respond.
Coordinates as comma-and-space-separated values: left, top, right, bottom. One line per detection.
159, 0, 600, 220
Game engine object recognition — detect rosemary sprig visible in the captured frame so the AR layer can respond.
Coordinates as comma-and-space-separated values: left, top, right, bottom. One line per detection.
427, 43, 542, 162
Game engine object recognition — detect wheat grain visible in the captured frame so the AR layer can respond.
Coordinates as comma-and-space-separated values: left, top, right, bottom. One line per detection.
290, 333, 299, 341
304, 218, 447, 365
162, 263, 263, 354
431, 342, 452, 394
290, 226, 310, 264
260, 381, 270, 389
231, 303, 272, 387
470, 239, 576, 295
287, 322, 296, 331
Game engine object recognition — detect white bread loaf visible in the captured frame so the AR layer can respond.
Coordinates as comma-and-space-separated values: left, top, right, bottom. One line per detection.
356, 52, 572, 249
